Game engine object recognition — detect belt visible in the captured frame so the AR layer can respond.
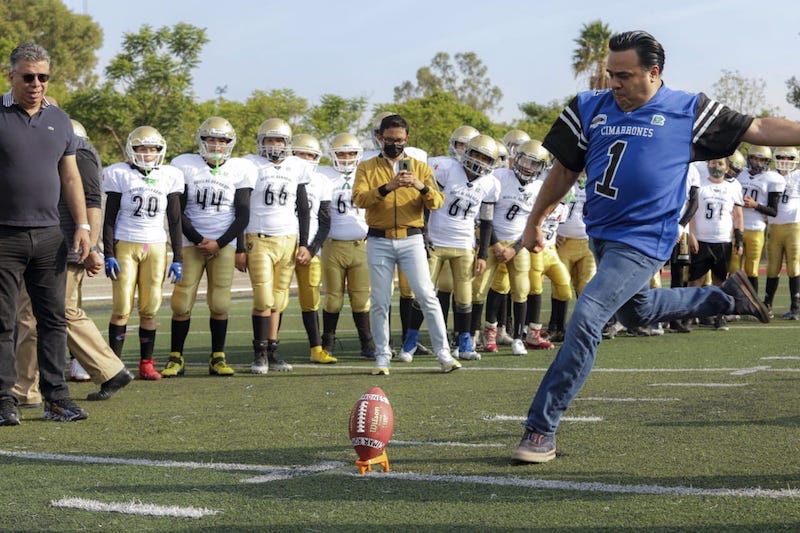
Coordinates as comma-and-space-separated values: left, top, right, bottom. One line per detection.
367, 227, 423, 239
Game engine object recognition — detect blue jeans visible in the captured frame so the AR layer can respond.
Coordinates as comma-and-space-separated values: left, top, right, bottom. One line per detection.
0, 226, 68, 402
367, 234, 450, 360
524, 238, 735, 434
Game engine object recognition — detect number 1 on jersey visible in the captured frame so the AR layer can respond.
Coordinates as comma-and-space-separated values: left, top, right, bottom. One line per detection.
595, 140, 626, 200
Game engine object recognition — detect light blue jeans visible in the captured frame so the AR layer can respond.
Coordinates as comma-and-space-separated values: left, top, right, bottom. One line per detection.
367, 234, 450, 360
525, 238, 736, 434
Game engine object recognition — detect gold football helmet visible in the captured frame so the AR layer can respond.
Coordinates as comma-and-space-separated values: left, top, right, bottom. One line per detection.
291, 133, 322, 165
256, 118, 292, 161
747, 145, 772, 174
449, 125, 480, 160
71, 119, 89, 140
329, 133, 364, 173
197, 116, 236, 163
501, 129, 531, 156
727, 150, 746, 177
461, 135, 499, 177
773, 146, 799, 172
513, 139, 551, 182
126, 126, 166, 171
371, 110, 396, 146
494, 139, 509, 169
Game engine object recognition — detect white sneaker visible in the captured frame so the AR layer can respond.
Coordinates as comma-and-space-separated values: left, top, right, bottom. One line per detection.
69, 358, 91, 382
458, 349, 481, 361
436, 353, 462, 373
371, 354, 391, 375
511, 338, 528, 356
396, 350, 414, 363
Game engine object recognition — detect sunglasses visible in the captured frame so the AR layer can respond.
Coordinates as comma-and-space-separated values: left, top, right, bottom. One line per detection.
17, 72, 50, 83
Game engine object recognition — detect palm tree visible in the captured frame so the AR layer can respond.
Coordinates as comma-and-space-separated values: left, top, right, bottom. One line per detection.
572, 20, 612, 90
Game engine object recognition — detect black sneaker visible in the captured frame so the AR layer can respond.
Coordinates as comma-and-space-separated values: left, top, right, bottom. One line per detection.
360, 339, 377, 360
87, 368, 134, 401
43, 398, 88, 422
668, 320, 692, 333
721, 271, 770, 323
511, 429, 556, 463
415, 342, 432, 356
548, 330, 566, 343
0, 396, 20, 426
714, 315, 729, 331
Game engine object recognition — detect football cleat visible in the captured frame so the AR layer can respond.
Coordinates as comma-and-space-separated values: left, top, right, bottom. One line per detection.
138, 359, 162, 380
268, 352, 293, 372
161, 352, 185, 377
525, 328, 554, 350
251, 355, 269, 374
482, 322, 498, 353
437, 353, 462, 373
511, 338, 528, 356
496, 325, 514, 345
457, 332, 481, 361
310, 346, 337, 364
69, 358, 91, 382
209, 353, 235, 376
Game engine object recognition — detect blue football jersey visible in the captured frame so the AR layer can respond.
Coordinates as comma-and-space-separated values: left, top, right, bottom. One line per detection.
543, 86, 752, 260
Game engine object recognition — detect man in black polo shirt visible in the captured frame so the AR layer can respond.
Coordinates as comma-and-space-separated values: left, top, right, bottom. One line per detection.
0, 43, 92, 426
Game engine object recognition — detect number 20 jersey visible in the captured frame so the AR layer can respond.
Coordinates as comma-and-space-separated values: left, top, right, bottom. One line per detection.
543, 86, 752, 261
171, 154, 257, 248
102, 162, 184, 243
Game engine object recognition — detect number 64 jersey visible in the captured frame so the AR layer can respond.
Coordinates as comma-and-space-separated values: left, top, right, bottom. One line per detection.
103, 162, 185, 243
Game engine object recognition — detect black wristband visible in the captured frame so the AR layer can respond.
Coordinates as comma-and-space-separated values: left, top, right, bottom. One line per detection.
419, 185, 430, 195
378, 184, 390, 197
734, 229, 744, 248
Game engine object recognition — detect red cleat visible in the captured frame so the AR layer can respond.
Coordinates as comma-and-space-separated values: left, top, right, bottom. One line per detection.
138, 358, 162, 380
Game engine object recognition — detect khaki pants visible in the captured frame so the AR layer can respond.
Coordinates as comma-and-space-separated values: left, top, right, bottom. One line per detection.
14, 264, 125, 404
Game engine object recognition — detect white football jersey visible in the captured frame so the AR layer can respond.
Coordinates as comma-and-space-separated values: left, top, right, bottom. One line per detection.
362, 145, 428, 163
103, 162, 184, 244
678, 163, 702, 234
317, 166, 367, 241
427, 155, 459, 174
300, 168, 333, 245
692, 177, 743, 243
541, 202, 567, 247
428, 164, 500, 249
737, 169, 785, 230
244, 154, 312, 235
492, 168, 543, 241
558, 181, 588, 239
171, 154, 257, 248
773, 169, 800, 225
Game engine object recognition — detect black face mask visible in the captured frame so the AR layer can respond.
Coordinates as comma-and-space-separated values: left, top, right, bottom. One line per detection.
382, 143, 404, 159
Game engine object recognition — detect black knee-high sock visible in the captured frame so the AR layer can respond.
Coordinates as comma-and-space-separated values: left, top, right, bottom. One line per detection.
470, 303, 484, 333
171, 319, 191, 353
526, 294, 542, 324
485, 289, 504, 324
352, 311, 373, 345
790, 276, 800, 312
748, 276, 759, 295
454, 311, 470, 339
139, 327, 156, 360
764, 277, 779, 306
513, 301, 527, 338
437, 291, 451, 325
399, 296, 413, 341
670, 261, 685, 288
408, 300, 425, 330
210, 318, 227, 353
252, 314, 271, 342
549, 298, 568, 331
302, 310, 321, 347
322, 310, 339, 340
109, 323, 127, 358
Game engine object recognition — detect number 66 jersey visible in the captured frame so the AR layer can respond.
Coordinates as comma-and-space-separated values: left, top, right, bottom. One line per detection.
103, 162, 185, 243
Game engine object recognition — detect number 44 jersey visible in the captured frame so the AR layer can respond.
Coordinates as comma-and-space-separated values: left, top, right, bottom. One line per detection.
103, 161, 185, 244
171, 154, 257, 248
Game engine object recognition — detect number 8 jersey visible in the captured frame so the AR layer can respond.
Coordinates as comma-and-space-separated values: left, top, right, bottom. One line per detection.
103, 162, 185, 243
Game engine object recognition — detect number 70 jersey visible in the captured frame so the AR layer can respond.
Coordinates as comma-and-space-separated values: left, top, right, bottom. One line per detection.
102, 161, 185, 244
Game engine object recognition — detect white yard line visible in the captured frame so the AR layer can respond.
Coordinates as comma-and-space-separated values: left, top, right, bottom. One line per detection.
484, 415, 603, 423
648, 383, 748, 387
575, 397, 681, 402
51, 497, 217, 518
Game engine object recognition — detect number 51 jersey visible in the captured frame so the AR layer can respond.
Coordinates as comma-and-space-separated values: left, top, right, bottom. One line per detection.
171, 154, 257, 248
102, 162, 185, 243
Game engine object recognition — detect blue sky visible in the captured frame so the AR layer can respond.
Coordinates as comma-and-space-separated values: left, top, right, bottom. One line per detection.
67, 0, 800, 125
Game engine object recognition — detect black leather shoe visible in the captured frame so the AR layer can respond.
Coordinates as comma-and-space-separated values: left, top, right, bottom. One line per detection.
87, 368, 133, 401
0, 396, 20, 426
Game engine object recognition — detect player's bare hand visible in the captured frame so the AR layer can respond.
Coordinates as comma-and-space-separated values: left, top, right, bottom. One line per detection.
474, 258, 487, 276
296, 246, 311, 266
198, 238, 221, 257
522, 225, 545, 253
84, 250, 104, 276
555, 235, 566, 248
497, 246, 517, 263
688, 234, 699, 254
235, 252, 248, 272
73, 228, 91, 263
742, 196, 759, 209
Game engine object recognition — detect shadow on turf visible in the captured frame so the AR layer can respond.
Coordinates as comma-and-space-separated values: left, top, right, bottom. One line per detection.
646, 415, 800, 428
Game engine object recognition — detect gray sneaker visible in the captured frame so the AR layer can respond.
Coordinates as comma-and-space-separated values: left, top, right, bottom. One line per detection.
43, 398, 88, 422
721, 271, 770, 323
512, 429, 556, 463
0, 396, 20, 426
